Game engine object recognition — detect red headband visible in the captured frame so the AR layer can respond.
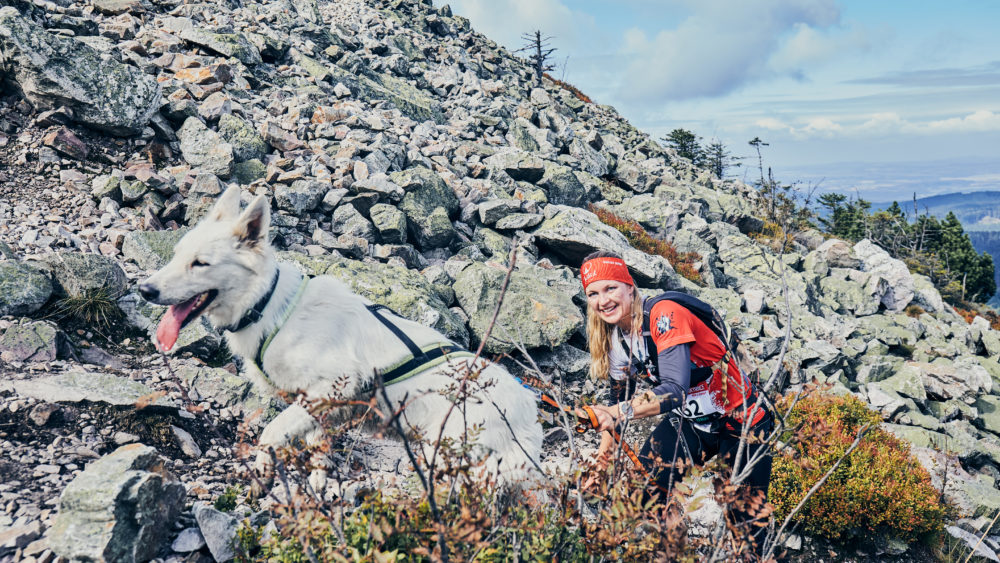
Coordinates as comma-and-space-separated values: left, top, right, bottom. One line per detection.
580, 257, 635, 290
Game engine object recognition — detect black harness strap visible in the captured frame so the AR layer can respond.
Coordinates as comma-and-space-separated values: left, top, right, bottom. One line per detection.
380, 344, 466, 383
222, 270, 280, 334
366, 304, 425, 360
366, 303, 453, 385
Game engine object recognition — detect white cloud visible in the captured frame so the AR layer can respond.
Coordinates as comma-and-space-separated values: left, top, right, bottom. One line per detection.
752, 110, 1000, 140
801, 117, 843, 137
926, 110, 1000, 132
615, 0, 843, 103
444, 0, 596, 54
769, 22, 878, 75
755, 117, 792, 131
857, 112, 906, 135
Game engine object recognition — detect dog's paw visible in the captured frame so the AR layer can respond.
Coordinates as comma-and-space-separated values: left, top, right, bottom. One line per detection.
308, 468, 328, 495
248, 450, 275, 500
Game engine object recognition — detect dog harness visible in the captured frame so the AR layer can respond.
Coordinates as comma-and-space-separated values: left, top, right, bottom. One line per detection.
241, 273, 473, 388
363, 304, 475, 388
250, 274, 311, 380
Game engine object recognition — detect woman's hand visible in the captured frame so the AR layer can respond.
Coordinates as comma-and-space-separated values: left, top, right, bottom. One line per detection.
578, 404, 618, 433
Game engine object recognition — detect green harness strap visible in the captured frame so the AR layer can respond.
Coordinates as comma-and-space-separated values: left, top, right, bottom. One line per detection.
252, 276, 310, 383
377, 344, 475, 387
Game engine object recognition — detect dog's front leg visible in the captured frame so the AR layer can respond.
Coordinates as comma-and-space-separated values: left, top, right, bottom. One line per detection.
251, 403, 326, 497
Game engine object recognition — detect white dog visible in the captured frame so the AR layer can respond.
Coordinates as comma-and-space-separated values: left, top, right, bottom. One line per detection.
138, 186, 543, 489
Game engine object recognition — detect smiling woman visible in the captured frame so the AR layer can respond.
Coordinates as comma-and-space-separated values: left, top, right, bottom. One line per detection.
579, 249, 774, 558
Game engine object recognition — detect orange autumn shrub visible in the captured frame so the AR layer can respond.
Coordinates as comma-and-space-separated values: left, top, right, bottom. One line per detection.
589, 205, 703, 285
955, 306, 1000, 330
543, 73, 593, 103
770, 392, 951, 541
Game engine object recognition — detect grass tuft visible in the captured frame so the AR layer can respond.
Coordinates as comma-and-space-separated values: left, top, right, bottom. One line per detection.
50, 286, 123, 328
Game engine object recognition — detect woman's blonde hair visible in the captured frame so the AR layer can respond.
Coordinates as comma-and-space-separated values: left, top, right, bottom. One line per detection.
583, 251, 644, 380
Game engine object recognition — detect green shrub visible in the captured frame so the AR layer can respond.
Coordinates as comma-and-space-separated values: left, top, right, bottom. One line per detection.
214, 485, 241, 513
770, 392, 952, 541
236, 489, 587, 562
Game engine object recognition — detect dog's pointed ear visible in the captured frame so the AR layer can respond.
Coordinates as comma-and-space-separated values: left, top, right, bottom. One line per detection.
233, 195, 270, 247
208, 185, 242, 223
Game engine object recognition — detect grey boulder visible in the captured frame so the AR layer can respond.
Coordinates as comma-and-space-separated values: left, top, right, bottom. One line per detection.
0, 260, 52, 316
0, 8, 160, 135
49, 444, 185, 563
453, 261, 583, 354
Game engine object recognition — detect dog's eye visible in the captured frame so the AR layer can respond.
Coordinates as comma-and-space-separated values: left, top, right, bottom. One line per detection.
191, 259, 209, 268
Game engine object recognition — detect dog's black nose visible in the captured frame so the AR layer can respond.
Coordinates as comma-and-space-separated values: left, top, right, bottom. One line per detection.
138, 283, 159, 302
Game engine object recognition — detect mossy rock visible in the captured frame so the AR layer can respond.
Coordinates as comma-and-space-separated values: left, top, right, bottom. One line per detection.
0, 260, 52, 316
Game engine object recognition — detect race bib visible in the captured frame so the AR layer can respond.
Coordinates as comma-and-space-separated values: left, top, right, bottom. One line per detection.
675, 380, 724, 420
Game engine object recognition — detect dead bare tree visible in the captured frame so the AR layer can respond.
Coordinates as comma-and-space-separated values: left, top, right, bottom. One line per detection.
516, 30, 556, 88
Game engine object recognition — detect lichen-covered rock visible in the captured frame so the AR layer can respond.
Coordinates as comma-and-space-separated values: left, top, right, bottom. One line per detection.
392, 167, 459, 248
284, 253, 468, 345
494, 213, 542, 230
919, 358, 991, 403
473, 227, 511, 258
533, 205, 679, 288
177, 25, 262, 65
49, 444, 185, 562
177, 117, 234, 178
876, 363, 928, 405
0, 8, 160, 135
193, 502, 239, 562
218, 114, 268, 162
538, 162, 586, 207
568, 137, 609, 177
483, 149, 546, 183
815, 239, 859, 269
369, 203, 407, 244
331, 203, 375, 239
0, 320, 61, 362
818, 275, 879, 316
611, 194, 680, 238
453, 261, 583, 354
274, 180, 325, 215
178, 366, 282, 425
327, 64, 444, 124
12, 370, 175, 407
854, 239, 915, 312
41, 251, 128, 299
478, 199, 522, 225
122, 228, 189, 270
0, 260, 52, 316
716, 233, 810, 315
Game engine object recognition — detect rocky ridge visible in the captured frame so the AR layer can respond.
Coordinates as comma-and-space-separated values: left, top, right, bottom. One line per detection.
0, 0, 998, 560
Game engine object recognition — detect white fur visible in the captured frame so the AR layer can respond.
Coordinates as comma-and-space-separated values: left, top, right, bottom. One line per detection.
140, 186, 543, 487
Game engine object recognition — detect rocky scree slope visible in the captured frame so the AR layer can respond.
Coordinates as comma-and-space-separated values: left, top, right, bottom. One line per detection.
0, 0, 998, 560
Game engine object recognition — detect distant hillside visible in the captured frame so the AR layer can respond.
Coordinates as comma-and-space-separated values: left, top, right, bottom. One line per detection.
869, 191, 1000, 306
871, 191, 1000, 232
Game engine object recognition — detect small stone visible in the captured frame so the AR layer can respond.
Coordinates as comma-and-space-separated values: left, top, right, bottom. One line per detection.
171, 426, 202, 458
333, 82, 351, 98
112, 431, 139, 445
0, 520, 41, 551
260, 121, 303, 152
28, 403, 59, 426
170, 527, 206, 553
42, 128, 88, 160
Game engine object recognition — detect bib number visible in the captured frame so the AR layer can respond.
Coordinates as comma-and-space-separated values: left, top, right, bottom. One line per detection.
676, 385, 723, 420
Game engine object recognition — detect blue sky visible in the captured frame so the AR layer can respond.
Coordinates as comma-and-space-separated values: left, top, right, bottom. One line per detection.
436, 0, 1000, 201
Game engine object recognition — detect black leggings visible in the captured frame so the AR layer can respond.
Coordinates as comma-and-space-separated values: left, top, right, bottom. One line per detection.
638, 410, 774, 558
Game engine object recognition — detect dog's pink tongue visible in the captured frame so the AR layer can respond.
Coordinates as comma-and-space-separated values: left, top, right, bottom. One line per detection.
155, 296, 199, 352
